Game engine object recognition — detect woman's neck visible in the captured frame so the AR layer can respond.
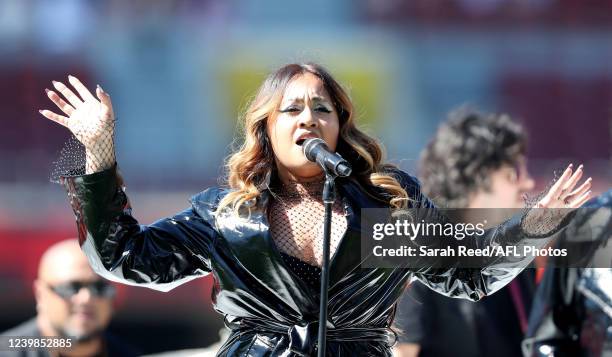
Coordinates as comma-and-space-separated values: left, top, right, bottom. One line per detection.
277, 176, 325, 198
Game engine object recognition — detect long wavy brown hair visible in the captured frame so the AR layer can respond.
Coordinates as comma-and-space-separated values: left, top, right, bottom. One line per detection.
217, 63, 409, 214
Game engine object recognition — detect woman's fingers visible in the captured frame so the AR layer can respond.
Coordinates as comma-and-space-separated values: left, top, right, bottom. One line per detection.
52, 80, 83, 108
565, 177, 592, 202
96, 85, 114, 117
68, 75, 96, 103
567, 190, 592, 208
46, 89, 74, 116
562, 164, 583, 193
545, 164, 574, 202
39, 109, 69, 127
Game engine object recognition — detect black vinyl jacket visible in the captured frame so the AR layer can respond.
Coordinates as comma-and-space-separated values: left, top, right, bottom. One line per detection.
61, 165, 555, 357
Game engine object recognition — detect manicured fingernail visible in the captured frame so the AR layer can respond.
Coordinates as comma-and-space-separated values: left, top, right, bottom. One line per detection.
68, 75, 74, 80
588, 177, 592, 181
38, 110, 44, 114
578, 164, 583, 169
44, 88, 50, 94
52, 80, 59, 85
97, 84, 105, 93
569, 163, 573, 168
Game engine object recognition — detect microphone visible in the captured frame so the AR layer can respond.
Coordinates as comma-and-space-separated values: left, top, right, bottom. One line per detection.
301, 138, 352, 177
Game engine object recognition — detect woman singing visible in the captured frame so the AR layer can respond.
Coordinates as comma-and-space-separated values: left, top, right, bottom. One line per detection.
39, 63, 591, 356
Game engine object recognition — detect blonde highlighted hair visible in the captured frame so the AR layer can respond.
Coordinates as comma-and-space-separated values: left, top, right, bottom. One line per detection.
217, 63, 409, 214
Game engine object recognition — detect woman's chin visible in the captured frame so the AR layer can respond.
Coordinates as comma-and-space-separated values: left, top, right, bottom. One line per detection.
283, 163, 324, 181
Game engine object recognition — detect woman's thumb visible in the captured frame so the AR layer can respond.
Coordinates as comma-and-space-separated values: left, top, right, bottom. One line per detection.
96, 85, 112, 108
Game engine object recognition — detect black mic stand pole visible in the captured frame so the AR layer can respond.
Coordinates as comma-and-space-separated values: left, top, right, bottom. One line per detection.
317, 169, 336, 357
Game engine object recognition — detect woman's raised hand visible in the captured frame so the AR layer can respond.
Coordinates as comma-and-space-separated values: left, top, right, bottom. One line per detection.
39, 75, 116, 173
524, 163, 592, 236
537, 164, 592, 209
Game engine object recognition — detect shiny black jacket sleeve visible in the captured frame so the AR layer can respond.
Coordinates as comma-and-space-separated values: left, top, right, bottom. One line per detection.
389, 169, 563, 301
61, 164, 217, 292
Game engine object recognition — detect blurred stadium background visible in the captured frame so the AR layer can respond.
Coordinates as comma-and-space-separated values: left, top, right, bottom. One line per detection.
1, 0, 610, 354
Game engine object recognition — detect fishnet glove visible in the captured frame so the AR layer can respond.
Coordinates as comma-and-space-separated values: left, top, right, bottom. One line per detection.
40, 75, 116, 175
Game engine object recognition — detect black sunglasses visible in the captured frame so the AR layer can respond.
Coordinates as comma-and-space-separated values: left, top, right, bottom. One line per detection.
46, 280, 116, 299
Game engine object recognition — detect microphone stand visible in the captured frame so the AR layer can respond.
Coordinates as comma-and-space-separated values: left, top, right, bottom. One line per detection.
317, 169, 336, 357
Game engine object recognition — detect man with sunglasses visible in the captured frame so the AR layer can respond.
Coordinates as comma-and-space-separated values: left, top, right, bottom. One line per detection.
2, 239, 138, 357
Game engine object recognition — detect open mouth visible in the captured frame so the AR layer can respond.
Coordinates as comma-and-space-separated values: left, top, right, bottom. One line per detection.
295, 133, 318, 146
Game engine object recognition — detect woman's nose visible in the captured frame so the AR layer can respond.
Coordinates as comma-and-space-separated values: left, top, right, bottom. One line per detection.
298, 109, 318, 128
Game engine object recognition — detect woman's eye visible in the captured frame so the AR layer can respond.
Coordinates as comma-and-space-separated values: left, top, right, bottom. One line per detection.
279, 107, 300, 113
316, 107, 332, 113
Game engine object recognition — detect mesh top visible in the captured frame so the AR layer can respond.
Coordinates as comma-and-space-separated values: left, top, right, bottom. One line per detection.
269, 177, 348, 268
280, 252, 322, 292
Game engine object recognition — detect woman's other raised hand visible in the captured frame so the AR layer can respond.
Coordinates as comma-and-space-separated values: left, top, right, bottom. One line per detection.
40, 75, 116, 173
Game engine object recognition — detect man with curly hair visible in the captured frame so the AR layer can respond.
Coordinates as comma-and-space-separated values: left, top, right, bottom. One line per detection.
419, 108, 533, 209
394, 108, 537, 357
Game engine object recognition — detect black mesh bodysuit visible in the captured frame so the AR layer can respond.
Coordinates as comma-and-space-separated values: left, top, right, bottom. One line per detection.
268, 177, 347, 291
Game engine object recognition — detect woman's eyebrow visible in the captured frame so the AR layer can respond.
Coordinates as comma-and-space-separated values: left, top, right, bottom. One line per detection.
282, 97, 303, 104
283, 95, 330, 103
311, 96, 331, 103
